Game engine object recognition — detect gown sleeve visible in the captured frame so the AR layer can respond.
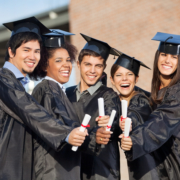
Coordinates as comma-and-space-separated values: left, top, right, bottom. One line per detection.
126, 85, 180, 161
0, 73, 73, 151
32, 81, 80, 128
128, 93, 152, 129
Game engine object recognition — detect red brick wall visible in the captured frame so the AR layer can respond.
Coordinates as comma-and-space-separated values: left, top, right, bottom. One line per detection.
69, 0, 180, 91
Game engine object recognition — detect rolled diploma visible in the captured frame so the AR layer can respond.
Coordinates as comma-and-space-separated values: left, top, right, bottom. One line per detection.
98, 98, 105, 117
101, 110, 116, 148
106, 110, 116, 131
124, 118, 131, 137
121, 100, 128, 119
72, 114, 91, 151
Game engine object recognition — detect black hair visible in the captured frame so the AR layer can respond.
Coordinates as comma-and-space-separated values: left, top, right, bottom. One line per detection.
29, 41, 78, 80
5, 32, 42, 61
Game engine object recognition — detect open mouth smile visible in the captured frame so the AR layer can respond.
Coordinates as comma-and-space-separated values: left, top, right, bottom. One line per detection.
120, 84, 130, 89
60, 70, 70, 77
87, 75, 97, 80
25, 61, 36, 68
162, 64, 172, 70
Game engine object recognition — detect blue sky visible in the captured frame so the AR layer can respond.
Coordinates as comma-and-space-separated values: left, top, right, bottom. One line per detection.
0, 0, 69, 24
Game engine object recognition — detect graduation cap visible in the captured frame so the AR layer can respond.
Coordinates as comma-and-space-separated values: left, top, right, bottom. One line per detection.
3, 16, 50, 37
152, 32, 180, 55
43, 29, 75, 47
114, 53, 150, 76
80, 33, 121, 61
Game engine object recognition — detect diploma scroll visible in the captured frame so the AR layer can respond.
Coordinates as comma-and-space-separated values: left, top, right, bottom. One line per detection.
101, 110, 116, 148
124, 118, 131, 137
106, 110, 116, 131
121, 100, 128, 121
71, 114, 91, 151
98, 98, 105, 117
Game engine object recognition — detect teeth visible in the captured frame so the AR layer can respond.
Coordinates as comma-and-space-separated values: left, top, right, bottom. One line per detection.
121, 84, 130, 87
162, 65, 171, 69
26, 62, 34, 65
62, 71, 69, 73
88, 75, 95, 78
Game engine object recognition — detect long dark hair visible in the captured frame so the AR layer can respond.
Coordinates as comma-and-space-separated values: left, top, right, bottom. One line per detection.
151, 50, 180, 104
29, 41, 78, 80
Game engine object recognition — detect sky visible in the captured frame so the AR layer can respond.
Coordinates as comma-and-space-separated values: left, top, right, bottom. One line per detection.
0, 0, 69, 24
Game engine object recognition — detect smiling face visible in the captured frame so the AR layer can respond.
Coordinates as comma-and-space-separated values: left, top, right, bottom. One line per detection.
46, 48, 72, 84
158, 52, 178, 77
110, 66, 138, 98
8, 40, 40, 76
77, 55, 106, 91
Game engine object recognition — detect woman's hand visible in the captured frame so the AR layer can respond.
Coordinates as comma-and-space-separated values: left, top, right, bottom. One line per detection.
119, 134, 133, 151
96, 115, 110, 127
96, 127, 112, 145
68, 127, 88, 146
119, 116, 132, 132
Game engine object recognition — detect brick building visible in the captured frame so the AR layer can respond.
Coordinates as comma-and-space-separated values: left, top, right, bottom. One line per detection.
69, 0, 180, 91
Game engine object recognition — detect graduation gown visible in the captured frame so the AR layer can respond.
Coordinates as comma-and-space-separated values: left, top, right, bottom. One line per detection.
66, 85, 121, 180
127, 91, 163, 180
32, 79, 81, 180
126, 81, 180, 180
0, 68, 73, 180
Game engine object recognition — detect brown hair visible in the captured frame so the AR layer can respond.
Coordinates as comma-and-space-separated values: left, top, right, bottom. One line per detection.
151, 50, 180, 104
111, 63, 120, 79
78, 49, 105, 65
29, 41, 78, 80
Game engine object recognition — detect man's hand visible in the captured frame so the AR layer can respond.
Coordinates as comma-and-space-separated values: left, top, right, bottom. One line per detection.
119, 116, 132, 132
96, 115, 109, 126
119, 134, 133, 151
68, 127, 88, 146
96, 127, 112, 145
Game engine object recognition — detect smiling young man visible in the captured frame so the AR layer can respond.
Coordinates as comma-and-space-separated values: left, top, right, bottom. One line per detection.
66, 34, 122, 180
0, 18, 87, 180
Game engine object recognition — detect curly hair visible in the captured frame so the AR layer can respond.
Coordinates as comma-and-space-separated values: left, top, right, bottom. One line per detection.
29, 41, 78, 80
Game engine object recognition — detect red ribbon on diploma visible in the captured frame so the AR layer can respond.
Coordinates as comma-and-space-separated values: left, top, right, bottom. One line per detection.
121, 117, 126, 121
106, 125, 111, 129
81, 124, 90, 128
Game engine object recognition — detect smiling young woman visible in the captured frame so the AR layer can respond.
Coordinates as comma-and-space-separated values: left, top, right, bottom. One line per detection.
110, 65, 139, 103
29, 30, 90, 180
121, 32, 180, 180
109, 53, 164, 180
151, 50, 179, 104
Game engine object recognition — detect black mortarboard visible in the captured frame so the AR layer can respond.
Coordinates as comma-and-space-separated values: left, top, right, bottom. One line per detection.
114, 53, 150, 76
43, 29, 75, 47
80, 33, 121, 61
3, 16, 50, 37
152, 32, 180, 55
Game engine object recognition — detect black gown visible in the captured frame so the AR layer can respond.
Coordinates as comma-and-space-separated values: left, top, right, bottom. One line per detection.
0, 68, 75, 180
126, 81, 180, 180
32, 79, 84, 180
127, 91, 164, 180
66, 85, 121, 180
